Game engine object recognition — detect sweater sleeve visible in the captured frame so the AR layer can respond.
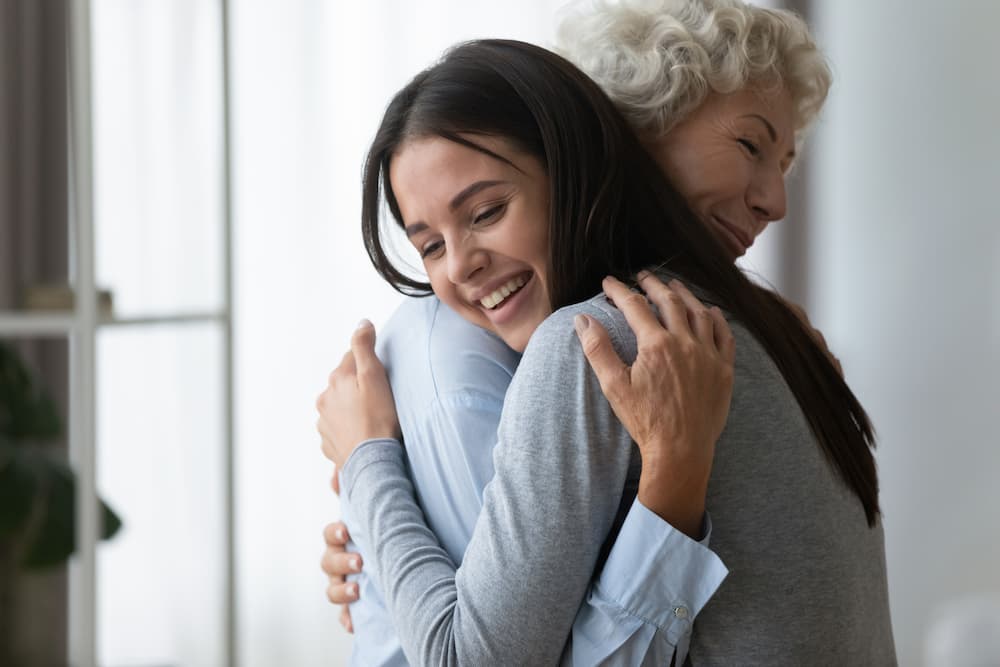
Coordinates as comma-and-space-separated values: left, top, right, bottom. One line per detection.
340, 304, 672, 664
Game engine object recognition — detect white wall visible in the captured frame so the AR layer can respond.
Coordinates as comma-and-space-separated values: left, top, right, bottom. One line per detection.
809, 2, 1000, 665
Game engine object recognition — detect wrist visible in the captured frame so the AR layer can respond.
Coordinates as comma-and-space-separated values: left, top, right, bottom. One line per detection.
637, 454, 710, 538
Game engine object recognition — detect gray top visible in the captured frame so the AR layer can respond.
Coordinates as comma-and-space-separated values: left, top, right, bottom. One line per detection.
341, 290, 896, 666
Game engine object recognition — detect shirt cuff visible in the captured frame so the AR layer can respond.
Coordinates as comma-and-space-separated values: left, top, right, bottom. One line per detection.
339, 437, 404, 502
592, 499, 729, 645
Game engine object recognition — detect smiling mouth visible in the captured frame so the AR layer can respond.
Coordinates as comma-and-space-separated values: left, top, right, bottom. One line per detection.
480, 274, 529, 310
712, 217, 752, 256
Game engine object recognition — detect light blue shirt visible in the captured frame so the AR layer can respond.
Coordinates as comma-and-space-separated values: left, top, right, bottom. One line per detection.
339, 296, 727, 665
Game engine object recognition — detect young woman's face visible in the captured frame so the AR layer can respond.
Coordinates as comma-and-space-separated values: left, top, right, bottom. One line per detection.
648, 86, 796, 259
390, 135, 552, 352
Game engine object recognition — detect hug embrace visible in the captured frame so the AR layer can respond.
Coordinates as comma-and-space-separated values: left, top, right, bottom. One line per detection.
316, 0, 896, 665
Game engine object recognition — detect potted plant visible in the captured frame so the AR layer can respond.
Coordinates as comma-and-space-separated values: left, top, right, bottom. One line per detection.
0, 341, 122, 661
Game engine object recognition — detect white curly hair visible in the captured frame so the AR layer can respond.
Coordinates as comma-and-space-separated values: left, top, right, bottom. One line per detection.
555, 0, 832, 145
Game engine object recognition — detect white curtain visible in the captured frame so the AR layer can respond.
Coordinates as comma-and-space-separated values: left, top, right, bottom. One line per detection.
230, 2, 565, 665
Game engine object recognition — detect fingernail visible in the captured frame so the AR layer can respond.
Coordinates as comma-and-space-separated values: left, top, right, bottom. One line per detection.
336, 528, 347, 541
350, 584, 359, 598
573, 314, 589, 335
356, 318, 372, 330
349, 557, 361, 571
637, 270, 650, 280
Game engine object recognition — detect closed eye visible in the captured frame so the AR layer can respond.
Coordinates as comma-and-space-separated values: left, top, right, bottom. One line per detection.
473, 202, 506, 225
738, 138, 761, 156
420, 240, 444, 259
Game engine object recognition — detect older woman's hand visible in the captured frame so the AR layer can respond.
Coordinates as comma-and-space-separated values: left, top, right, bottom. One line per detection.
574, 273, 735, 538
316, 320, 401, 470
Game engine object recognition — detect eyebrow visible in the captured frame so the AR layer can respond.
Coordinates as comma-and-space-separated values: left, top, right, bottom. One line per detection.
741, 114, 778, 142
404, 179, 508, 237
740, 113, 795, 160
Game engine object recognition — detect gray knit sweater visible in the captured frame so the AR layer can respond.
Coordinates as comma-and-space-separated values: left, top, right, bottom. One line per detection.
341, 291, 896, 666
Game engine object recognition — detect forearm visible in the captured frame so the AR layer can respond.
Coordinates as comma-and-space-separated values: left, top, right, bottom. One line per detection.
342, 435, 616, 665
637, 453, 710, 538
341, 307, 638, 665
341, 440, 469, 665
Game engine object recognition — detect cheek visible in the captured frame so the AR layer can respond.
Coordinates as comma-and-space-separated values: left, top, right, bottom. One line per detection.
660, 151, 708, 201
429, 270, 493, 328
426, 270, 459, 309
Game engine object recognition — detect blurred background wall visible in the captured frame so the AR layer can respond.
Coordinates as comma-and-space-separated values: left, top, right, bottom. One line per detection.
808, 2, 1000, 664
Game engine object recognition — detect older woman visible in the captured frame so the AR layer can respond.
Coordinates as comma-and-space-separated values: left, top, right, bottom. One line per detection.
319, 1, 892, 665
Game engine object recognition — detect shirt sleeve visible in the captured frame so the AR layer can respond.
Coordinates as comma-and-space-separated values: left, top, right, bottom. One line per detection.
340, 304, 722, 666
569, 500, 728, 666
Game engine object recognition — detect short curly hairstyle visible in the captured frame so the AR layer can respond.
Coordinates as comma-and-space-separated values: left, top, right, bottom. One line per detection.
555, 0, 832, 145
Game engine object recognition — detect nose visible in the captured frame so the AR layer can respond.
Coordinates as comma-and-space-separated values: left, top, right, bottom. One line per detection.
747, 166, 787, 225
445, 235, 489, 285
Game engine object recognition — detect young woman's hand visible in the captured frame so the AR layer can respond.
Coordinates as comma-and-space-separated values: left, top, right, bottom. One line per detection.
573, 273, 735, 538
320, 469, 360, 633
316, 320, 401, 470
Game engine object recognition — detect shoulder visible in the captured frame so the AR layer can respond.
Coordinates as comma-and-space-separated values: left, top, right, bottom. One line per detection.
375, 296, 435, 369
378, 296, 519, 406
522, 293, 637, 369
427, 300, 519, 403
502, 293, 637, 422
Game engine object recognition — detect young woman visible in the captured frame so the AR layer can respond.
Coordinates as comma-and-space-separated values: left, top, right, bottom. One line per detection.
317, 37, 894, 666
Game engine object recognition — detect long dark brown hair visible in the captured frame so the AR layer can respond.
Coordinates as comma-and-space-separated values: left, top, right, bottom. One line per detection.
361, 39, 879, 526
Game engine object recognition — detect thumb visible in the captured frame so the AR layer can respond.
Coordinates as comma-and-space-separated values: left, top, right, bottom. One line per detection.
351, 319, 380, 374
574, 314, 629, 399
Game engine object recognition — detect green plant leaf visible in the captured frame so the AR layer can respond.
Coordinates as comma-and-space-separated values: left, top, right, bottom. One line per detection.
0, 342, 63, 442
20, 459, 124, 570
0, 444, 39, 537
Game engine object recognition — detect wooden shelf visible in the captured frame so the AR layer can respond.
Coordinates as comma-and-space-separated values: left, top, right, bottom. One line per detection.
0, 312, 76, 336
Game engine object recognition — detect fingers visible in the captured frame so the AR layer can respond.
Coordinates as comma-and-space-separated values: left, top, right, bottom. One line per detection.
710, 306, 736, 363
574, 314, 629, 402
351, 320, 381, 376
661, 277, 715, 343
602, 276, 671, 343
339, 605, 354, 634
321, 548, 363, 579
637, 272, 731, 356
323, 521, 351, 547
321, 521, 361, 607
635, 272, 693, 340
326, 579, 360, 605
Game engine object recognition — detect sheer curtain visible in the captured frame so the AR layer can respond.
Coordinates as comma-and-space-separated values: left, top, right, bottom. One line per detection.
91, 2, 226, 666
230, 2, 564, 664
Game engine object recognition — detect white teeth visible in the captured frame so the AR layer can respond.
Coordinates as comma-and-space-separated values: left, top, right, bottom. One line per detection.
480, 275, 527, 310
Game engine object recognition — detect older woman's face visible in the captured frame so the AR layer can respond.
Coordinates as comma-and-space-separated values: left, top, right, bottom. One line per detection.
648, 86, 796, 259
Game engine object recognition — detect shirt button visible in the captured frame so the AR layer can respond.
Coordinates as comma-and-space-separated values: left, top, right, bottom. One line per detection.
674, 606, 689, 619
